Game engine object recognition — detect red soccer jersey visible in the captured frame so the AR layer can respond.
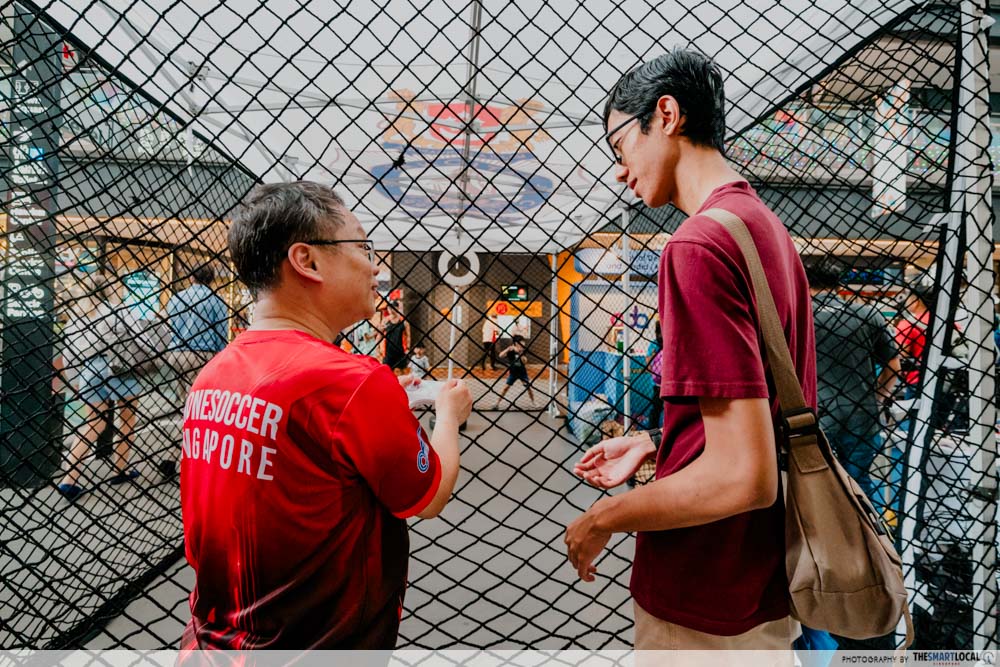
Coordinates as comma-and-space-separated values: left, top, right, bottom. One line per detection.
895, 312, 929, 386
179, 329, 441, 649
631, 181, 817, 635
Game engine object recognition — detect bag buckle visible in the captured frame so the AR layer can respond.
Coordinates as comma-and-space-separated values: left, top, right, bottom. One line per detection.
780, 407, 818, 439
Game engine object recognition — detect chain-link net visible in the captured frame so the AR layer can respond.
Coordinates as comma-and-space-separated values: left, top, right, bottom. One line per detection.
1, 0, 996, 651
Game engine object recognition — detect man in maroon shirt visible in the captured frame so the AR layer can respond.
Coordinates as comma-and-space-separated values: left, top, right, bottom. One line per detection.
566, 49, 816, 651
181, 181, 472, 649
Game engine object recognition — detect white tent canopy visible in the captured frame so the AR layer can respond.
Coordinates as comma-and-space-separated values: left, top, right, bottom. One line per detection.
42, 0, 919, 252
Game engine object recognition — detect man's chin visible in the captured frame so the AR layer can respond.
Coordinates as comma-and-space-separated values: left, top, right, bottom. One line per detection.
642, 191, 670, 209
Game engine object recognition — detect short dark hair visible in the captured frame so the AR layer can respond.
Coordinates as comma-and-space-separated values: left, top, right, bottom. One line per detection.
513, 334, 525, 345
804, 257, 843, 290
228, 181, 347, 295
603, 48, 727, 153
191, 263, 215, 286
909, 284, 936, 312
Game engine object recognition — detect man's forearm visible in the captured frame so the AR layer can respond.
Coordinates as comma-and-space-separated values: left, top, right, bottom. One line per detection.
589, 447, 774, 535
876, 369, 896, 401
876, 358, 901, 401
422, 415, 461, 516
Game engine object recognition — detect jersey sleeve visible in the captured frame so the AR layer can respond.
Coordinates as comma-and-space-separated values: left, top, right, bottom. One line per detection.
336, 366, 441, 518
658, 240, 768, 399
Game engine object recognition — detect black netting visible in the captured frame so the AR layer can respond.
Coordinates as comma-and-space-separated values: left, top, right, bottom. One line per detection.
0, 0, 996, 651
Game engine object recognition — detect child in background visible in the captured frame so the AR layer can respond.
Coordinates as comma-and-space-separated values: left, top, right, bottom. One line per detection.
408, 345, 431, 380
492, 335, 536, 408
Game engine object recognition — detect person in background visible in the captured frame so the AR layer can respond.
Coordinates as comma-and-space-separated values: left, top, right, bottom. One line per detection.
58, 273, 144, 500
479, 314, 499, 371
645, 318, 664, 430
895, 285, 932, 399
381, 302, 410, 373
492, 334, 536, 408
409, 345, 432, 380
807, 258, 900, 508
160, 263, 229, 480
352, 317, 380, 357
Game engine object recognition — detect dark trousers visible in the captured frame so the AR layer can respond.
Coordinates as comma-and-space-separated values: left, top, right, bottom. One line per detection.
829, 430, 882, 509
479, 341, 497, 370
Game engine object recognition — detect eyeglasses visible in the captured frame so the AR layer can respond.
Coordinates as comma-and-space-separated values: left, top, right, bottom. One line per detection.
605, 112, 645, 165
302, 239, 376, 265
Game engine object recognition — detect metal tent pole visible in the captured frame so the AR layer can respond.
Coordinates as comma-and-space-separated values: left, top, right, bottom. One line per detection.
897, 211, 960, 636
447, 293, 461, 380
956, 1, 997, 649
896, 0, 997, 646
445, 0, 483, 379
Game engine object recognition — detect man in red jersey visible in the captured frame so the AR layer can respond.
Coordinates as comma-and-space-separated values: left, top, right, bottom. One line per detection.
565, 49, 816, 654
180, 181, 472, 649
895, 285, 932, 393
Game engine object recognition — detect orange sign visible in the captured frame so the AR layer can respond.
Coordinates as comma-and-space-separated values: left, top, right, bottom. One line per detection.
488, 300, 542, 318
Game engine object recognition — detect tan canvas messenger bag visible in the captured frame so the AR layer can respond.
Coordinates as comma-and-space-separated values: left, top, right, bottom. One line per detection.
702, 208, 913, 646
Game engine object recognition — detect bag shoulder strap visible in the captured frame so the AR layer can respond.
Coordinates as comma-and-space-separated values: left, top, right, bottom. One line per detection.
702, 207, 916, 650
699, 208, 808, 420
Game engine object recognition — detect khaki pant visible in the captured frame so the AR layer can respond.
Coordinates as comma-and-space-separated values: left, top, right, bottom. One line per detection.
634, 601, 799, 667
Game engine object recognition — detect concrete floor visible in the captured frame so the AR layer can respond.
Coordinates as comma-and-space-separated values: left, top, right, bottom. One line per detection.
83, 410, 636, 650
7, 362, 981, 650
4, 371, 637, 650
83, 410, 635, 650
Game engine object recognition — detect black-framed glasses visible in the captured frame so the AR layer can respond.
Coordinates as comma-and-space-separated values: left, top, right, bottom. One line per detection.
605, 112, 645, 165
302, 239, 375, 265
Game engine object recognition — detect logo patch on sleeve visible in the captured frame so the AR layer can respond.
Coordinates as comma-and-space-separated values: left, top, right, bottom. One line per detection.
416, 426, 430, 473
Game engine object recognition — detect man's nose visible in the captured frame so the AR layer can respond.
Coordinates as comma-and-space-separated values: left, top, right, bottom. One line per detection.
614, 163, 629, 183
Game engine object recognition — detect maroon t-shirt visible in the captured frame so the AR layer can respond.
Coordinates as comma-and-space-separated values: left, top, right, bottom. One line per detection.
180, 330, 441, 649
630, 181, 817, 635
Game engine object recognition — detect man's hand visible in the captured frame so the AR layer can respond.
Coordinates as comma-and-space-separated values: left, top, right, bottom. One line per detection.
435, 379, 472, 425
573, 433, 656, 489
564, 505, 612, 582
398, 373, 420, 389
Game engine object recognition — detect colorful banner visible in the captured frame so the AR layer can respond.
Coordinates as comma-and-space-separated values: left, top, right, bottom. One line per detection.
372, 91, 556, 224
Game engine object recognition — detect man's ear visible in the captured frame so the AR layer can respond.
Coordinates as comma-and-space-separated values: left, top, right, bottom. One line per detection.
656, 95, 683, 136
286, 242, 324, 284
